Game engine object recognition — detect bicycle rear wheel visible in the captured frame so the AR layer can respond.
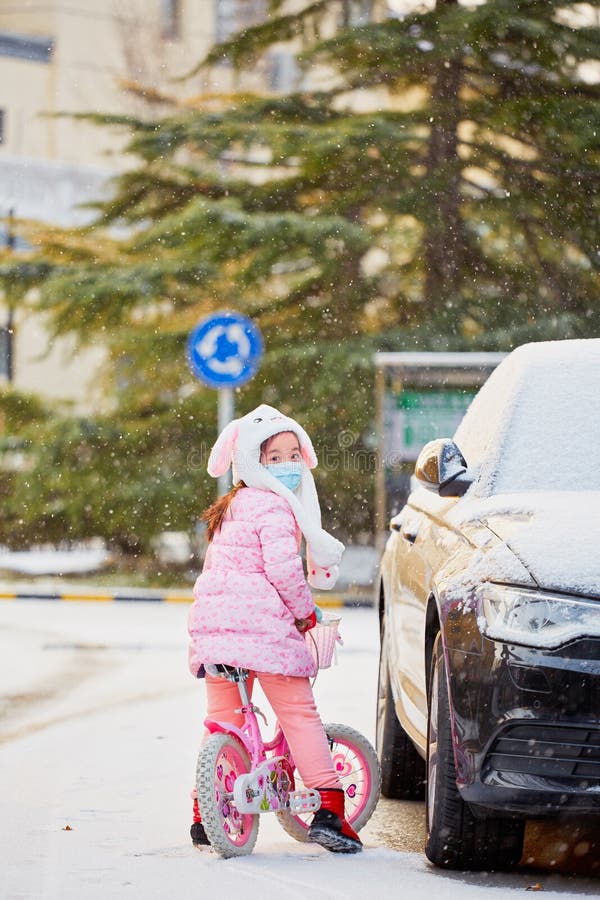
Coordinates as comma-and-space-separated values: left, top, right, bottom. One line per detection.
197, 732, 259, 858
277, 723, 381, 843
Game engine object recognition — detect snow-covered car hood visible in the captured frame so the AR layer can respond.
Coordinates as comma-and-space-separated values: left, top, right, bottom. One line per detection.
460, 492, 600, 599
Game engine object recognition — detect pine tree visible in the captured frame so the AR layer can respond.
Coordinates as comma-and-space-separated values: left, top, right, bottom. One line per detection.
1, 0, 598, 551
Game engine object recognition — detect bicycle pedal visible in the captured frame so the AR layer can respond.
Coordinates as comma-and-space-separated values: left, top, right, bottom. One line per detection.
287, 789, 321, 814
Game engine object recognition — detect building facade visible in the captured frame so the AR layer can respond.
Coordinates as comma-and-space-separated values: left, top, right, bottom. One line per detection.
0, 0, 385, 410
0, 0, 262, 408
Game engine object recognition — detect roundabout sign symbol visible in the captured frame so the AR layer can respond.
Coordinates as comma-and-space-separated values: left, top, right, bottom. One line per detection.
187, 311, 263, 495
187, 311, 263, 389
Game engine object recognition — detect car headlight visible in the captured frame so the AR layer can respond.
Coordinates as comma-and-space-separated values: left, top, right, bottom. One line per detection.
480, 583, 600, 649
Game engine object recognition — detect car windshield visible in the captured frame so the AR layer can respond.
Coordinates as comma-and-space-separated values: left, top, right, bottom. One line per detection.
453, 341, 600, 496
492, 399, 600, 493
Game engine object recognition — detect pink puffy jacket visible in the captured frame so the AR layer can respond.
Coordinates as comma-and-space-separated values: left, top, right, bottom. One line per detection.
188, 486, 317, 678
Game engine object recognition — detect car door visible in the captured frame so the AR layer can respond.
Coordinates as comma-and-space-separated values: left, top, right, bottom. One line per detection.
388, 501, 430, 746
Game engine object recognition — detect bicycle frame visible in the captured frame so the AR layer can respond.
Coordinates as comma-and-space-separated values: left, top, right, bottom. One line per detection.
203, 667, 319, 816
204, 668, 288, 765
196, 664, 381, 856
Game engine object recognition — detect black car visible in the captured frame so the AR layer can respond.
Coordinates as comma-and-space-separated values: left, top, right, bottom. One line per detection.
376, 339, 600, 871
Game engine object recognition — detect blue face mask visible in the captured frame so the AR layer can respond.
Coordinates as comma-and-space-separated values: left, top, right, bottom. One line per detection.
265, 462, 302, 492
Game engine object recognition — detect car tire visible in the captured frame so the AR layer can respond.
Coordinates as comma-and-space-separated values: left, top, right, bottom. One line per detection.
376, 613, 426, 799
425, 633, 525, 870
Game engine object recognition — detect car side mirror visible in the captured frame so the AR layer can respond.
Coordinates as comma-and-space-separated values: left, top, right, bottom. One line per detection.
414, 438, 473, 497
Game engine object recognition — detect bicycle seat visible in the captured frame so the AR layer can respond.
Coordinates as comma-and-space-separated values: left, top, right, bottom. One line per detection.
205, 664, 250, 682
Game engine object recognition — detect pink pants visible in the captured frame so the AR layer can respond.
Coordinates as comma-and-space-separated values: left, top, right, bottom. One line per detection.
205, 672, 341, 790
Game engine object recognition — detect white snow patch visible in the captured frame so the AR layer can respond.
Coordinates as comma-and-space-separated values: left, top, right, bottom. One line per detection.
454, 339, 600, 497
445, 492, 600, 598
0, 547, 111, 575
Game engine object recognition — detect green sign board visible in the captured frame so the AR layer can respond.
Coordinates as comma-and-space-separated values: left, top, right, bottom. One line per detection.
384, 389, 475, 464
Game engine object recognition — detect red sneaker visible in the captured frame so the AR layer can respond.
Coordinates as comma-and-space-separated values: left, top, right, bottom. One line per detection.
190, 820, 210, 846
190, 790, 210, 846
308, 788, 363, 853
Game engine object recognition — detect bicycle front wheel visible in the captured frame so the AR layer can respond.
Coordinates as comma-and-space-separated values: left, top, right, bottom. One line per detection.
277, 723, 381, 843
197, 732, 259, 858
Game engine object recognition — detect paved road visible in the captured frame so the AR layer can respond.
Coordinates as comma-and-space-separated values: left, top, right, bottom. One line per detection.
364, 797, 600, 877
1, 600, 598, 898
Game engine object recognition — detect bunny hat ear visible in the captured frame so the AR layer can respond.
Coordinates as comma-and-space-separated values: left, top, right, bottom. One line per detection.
294, 424, 317, 468
207, 419, 239, 477
301, 444, 317, 468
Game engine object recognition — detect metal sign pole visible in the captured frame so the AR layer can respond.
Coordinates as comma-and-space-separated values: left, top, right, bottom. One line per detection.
217, 387, 235, 497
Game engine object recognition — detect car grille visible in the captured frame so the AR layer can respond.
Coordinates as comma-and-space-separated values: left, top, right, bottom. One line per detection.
484, 723, 600, 790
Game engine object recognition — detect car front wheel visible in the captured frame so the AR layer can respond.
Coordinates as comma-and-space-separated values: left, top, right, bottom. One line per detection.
425, 633, 525, 871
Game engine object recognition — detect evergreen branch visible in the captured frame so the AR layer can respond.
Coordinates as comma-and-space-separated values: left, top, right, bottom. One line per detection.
36, 258, 218, 338
132, 197, 367, 256
184, 1, 330, 77
55, 110, 154, 132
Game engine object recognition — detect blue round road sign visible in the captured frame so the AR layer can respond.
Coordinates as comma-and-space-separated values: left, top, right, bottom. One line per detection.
187, 311, 263, 389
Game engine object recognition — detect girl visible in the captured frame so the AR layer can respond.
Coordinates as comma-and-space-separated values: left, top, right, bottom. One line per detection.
188, 404, 361, 854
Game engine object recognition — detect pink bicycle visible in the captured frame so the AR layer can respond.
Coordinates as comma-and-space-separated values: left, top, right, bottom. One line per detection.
196, 659, 380, 858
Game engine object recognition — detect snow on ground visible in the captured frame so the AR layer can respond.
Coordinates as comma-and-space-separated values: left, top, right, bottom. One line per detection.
0, 546, 112, 576
0, 601, 598, 899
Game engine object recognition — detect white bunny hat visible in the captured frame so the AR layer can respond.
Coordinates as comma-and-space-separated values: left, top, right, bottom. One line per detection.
207, 404, 344, 590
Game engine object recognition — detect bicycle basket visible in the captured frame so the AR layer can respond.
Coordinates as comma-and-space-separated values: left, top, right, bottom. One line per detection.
305, 615, 342, 669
